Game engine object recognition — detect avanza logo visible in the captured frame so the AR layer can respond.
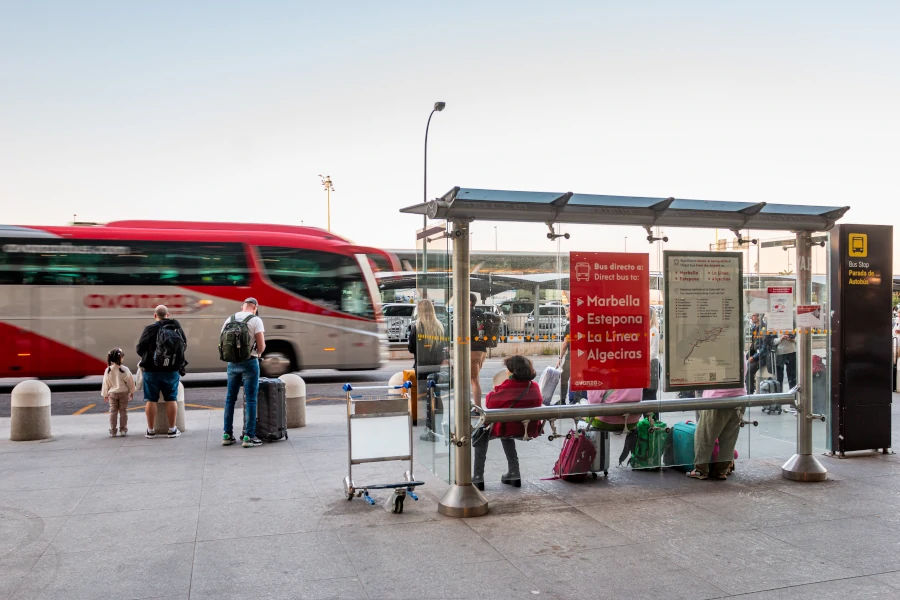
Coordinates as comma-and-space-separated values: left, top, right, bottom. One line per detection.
83, 294, 209, 314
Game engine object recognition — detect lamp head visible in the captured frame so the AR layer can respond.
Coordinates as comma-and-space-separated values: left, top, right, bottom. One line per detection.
434, 102, 446, 111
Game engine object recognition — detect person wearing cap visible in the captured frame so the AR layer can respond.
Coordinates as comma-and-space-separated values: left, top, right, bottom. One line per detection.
221, 298, 266, 447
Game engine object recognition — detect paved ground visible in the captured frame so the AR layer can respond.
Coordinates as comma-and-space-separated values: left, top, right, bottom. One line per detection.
0, 397, 899, 600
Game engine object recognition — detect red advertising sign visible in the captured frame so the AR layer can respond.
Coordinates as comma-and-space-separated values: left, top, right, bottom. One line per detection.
569, 252, 650, 391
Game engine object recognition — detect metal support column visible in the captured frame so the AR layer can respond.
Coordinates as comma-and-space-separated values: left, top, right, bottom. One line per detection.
782, 231, 828, 481
438, 219, 489, 517
533, 285, 540, 339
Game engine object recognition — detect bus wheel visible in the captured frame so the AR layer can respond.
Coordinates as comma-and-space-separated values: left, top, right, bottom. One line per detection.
261, 346, 295, 378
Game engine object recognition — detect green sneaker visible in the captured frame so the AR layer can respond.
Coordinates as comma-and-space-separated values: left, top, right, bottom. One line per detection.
222, 433, 236, 446
242, 435, 262, 448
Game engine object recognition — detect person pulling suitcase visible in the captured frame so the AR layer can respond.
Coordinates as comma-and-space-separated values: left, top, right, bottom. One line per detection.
219, 298, 266, 448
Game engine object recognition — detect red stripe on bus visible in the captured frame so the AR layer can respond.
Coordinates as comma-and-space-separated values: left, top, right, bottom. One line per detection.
0, 322, 107, 378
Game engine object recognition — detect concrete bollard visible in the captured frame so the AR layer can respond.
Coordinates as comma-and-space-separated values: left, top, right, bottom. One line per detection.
153, 382, 186, 433
10, 380, 52, 441
279, 374, 306, 428
387, 372, 405, 395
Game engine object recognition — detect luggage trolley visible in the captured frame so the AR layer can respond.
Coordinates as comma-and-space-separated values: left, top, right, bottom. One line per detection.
342, 382, 424, 513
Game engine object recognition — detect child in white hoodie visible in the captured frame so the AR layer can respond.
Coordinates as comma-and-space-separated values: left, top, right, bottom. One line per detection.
102, 348, 136, 436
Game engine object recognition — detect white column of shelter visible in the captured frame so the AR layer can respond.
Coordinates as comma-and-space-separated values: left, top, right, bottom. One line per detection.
782, 231, 828, 480
437, 219, 489, 517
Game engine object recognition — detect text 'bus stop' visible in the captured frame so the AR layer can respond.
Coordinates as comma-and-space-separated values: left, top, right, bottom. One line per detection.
402, 187, 850, 517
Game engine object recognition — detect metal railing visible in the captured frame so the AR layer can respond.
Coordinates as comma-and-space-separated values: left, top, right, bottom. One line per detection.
475, 386, 802, 432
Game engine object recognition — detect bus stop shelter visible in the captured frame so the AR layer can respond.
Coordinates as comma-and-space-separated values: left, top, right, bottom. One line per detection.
401, 187, 849, 517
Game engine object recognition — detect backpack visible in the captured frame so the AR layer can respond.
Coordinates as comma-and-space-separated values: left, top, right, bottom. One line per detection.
219, 314, 257, 363
627, 416, 669, 469
477, 312, 502, 348
154, 322, 185, 369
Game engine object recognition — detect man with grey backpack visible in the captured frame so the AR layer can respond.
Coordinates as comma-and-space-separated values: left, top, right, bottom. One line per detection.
219, 298, 266, 448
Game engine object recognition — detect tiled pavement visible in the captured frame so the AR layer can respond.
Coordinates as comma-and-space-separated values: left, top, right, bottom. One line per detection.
1, 405, 900, 600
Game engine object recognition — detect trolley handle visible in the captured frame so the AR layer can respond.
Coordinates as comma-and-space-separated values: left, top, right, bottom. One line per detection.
343, 382, 411, 392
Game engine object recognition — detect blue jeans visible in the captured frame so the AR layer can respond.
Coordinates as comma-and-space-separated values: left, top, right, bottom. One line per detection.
225, 358, 260, 438
143, 370, 180, 402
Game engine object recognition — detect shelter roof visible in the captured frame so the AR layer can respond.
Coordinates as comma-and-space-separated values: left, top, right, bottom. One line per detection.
401, 187, 849, 232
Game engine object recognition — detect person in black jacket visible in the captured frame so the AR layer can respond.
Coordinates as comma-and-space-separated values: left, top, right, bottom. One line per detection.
745, 313, 773, 394
408, 300, 447, 441
136, 305, 187, 439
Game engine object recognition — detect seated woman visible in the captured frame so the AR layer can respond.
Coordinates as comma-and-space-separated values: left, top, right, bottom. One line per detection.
687, 386, 747, 480
586, 387, 643, 432
473, 355, 543, 490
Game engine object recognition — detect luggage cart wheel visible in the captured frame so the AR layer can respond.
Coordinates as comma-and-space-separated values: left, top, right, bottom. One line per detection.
591, 472, 598, 479
347, 493, 354, 501
391, 495, 404, 514
604, 471, 609, 477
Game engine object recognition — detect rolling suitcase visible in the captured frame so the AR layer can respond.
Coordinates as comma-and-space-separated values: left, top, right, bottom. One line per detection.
759, 378, 783, 414
630, 416, 669, 470
552, 430, 596, 482
255, 377, 288, 442
669, 420, 738, 473
539, 366, 562, 405
671, 421, 697, 472
587, 429, 610, 477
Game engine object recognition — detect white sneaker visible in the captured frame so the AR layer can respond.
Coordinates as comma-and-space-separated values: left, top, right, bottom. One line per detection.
167, 428, 182, 438
109, 430, 117, 437
120, 429, 128, 437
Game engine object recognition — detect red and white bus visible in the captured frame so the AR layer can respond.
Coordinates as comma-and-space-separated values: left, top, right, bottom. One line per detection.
0, 221, 397, 379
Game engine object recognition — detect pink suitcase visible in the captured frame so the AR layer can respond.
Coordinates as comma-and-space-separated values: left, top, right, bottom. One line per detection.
552, 430, 596, 482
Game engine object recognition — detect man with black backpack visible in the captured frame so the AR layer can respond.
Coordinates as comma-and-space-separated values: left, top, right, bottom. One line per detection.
136, 305, 187, 439
219, 298, 266, 448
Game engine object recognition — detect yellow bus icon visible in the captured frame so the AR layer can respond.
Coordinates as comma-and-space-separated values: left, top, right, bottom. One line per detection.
849, 233, 867, 257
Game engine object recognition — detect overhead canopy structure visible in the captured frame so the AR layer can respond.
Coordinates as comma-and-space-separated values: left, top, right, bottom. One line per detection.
401, 187, 850, 232
375, 270, 828, 297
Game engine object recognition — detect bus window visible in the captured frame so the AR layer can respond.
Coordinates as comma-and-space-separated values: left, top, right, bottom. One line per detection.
258, 246, 374, 319
0, 239, 250, 286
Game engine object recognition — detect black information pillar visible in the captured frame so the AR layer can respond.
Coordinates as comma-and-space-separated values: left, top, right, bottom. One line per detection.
829, 224, 893, 453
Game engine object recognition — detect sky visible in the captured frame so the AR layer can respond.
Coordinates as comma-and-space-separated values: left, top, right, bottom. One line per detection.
2, 1, 899, 270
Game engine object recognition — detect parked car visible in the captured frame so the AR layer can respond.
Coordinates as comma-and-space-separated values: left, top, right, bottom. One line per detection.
475, 304, 508, 337
524, 305, 570, 338
383, 303, 415, 342
500, 300, 537, 335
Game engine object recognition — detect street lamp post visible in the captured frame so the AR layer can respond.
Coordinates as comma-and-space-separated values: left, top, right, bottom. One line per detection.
422, 102, 446, 298
494, 226, 498, 251
318, 174, 334, 232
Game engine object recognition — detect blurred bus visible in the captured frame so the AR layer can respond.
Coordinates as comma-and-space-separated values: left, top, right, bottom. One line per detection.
0, 221, 398, 378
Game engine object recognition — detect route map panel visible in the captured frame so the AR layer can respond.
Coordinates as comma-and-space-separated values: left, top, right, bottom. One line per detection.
663, 251, 745, 392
